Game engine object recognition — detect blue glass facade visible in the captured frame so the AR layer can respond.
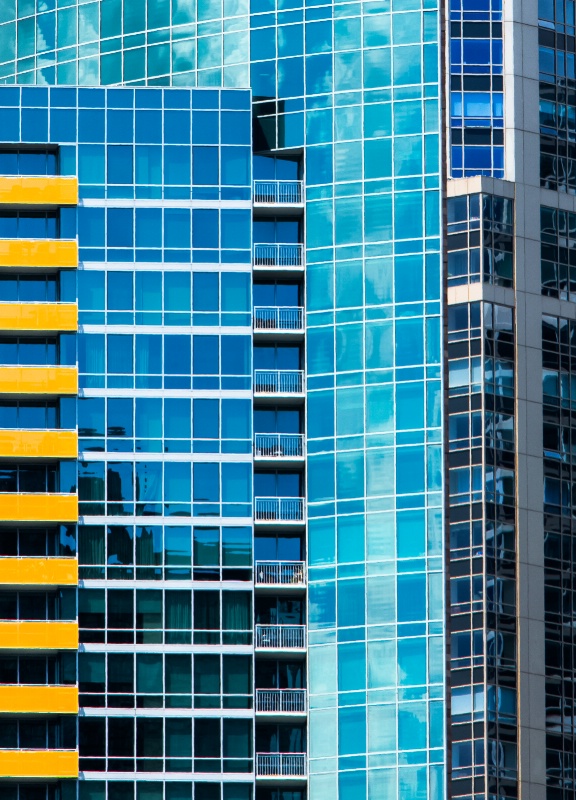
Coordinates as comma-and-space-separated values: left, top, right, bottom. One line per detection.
449, 0, 504, 178
0, 3, 449, 800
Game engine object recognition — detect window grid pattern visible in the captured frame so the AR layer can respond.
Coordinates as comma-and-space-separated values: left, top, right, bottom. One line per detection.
0, 1, 250, 89
78, 269, 251, 328
299, 0, 445, 795
447, 301, 518, 800
0, 86, 255, 800
541, 204, 576, 299
447, 193, 514, 288
539, 0, 576, 192
77, 783, 253, 800
78, 715, 253, 774
78, 523, 251, 582
449, 0, 504, 178
78, 397, 251, 456
78, 586, 252, 645
79, 651, 252, 710
542, 314, 576, 800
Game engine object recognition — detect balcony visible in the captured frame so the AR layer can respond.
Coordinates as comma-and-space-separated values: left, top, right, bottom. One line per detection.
0, 557, 78, 586
0, 749, 78, 778
255, 561, 306, 587
0, 621, 78, 650
254, 497, 305, 523
0, 177, 78, 207
254, 370, 304, 396
0, 366, 78, 396
0, 429, 78, 459
254, 306, 304, 335
0, 302, 78, 333
256, 753, 307, 779
256, 689, 307, 715
0, 684, 78, 714
254, 433, 304, 460
254, 244, 303, 269
254, 180, 303, 205
0, 240, 78, 270
0, 493, 78, 523
255, 624, 306, 650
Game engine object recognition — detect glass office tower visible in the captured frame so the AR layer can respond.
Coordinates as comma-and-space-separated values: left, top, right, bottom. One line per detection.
0, 1, 570, 800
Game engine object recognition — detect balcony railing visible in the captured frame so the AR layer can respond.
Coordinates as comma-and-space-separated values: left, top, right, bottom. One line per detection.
254, 243, 303, 268
254, 306, 304, 332
255, 624, 306, 650
256, 689, 307, 714
254, 370, 304, 394
254, 433, 304, 458
254, 180, 303, 204
255, 561, 306, 586
254, 497, 305, 522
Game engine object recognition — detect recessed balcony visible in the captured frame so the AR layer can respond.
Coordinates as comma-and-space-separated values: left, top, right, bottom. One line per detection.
254, 497, 305, 524
253, 306, 304, 335
253, 244, 303, 270
255, 561, 306, 588
256, 752, 307, 779
254, 370, 304, 396
254, 433, 304, 460
255, 624, 306, 651
256, 689, 307, 715
254, 180, 303, 205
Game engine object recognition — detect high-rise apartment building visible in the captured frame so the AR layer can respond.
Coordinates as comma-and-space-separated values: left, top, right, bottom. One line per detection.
0, 1, 570, 800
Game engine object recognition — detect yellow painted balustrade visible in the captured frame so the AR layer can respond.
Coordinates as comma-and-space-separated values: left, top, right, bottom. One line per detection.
0, 239, 77, 269
0, 177, 78, 207
0, 366, 78, 395
0, 558, 77, 586
0, 302, 77, 332
0, 621, 78, 650
0, 749, 78, 778
0, 493, 78, 523
0, 684, 78, 714
0, 430, 77, 459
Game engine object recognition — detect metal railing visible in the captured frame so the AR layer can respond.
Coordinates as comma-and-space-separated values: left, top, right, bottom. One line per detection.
254, 243, 303, 268
254, 433, 304, 458
256, 689, 307, 714
254, 180, 303, 204
255, 624, 306, 650
254, 306, 304, 331
254, 370, 304, 394
255, 561, 306, 586
254, 497, 305, 522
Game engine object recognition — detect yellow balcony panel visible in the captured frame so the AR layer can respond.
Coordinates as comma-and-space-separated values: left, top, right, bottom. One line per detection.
0, 177, 78, 207
0, 366, 78, 396
0, 558, 78, 586
0, 684, 78, 714
0, 494, 78, 523
0, 749, 78, 778
0, 430, 77, 460
0, 240, 77, 270
0, 621, 78, 650
0, 302, 77, 333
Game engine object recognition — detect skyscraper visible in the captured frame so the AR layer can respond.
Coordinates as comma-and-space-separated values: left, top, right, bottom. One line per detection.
0, 1, 568, 800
